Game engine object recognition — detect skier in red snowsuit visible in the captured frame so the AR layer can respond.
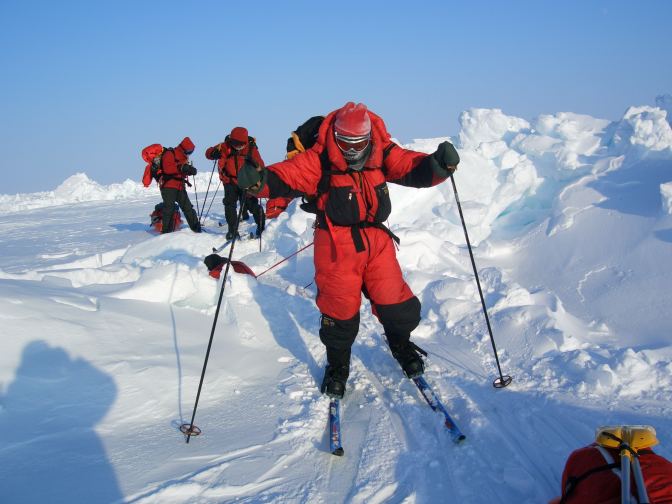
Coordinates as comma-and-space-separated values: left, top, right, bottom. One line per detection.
205, 127, 266, 239
237, 102, 460, 398
157, 137, 200, 234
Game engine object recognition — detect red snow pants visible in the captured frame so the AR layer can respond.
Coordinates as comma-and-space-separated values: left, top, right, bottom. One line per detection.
314, 225, 420, 353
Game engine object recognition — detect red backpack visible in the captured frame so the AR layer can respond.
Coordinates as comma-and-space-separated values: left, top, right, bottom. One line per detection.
555, 443, 672, 503
150, 202, 182, 233
141, 144, 165, 187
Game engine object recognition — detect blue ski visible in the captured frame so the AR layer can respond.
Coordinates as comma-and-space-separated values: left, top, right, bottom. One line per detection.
328, 399, 344, 456
412, 376, 466, 443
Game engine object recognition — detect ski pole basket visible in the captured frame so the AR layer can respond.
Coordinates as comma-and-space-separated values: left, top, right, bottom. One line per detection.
180, 423, 202, 438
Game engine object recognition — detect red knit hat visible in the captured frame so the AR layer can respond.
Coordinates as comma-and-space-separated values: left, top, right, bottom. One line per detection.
334, 102, 371, 137
230, 127, 249, 144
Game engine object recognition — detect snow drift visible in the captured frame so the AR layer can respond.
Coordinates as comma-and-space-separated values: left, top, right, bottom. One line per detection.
0, 100, 671, 503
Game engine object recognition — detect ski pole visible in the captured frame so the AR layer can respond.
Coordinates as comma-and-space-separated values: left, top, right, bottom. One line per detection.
181, 199, 248, 442
450, 174, 512, 389
192, 174, 200, 222
259, 201, 265, 253
201, 180, 221, 224
198, 159, 218, 222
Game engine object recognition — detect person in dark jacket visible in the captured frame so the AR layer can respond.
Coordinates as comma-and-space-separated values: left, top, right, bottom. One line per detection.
236, 102, 460, 399
205, 127, 265, 239
156, 137, 200, 234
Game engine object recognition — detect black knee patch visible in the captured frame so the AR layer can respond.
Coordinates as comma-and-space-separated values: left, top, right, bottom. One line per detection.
376, 297, 421, 345
319, 313, 359, 350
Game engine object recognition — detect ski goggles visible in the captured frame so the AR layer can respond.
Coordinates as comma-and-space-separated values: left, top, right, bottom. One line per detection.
335, 133, 370, 153
230, 139, 246, 150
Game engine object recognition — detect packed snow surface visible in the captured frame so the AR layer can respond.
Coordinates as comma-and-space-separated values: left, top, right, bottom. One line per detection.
1, 102, 671, 503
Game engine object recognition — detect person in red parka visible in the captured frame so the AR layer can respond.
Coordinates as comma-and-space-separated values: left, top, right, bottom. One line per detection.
237, 102, 460, 398
551, 442, 672, 503
205, 127, 266, 240
158, 137, 201, 234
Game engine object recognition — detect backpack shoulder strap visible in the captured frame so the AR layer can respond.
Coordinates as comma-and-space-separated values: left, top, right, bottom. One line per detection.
316, 148, 332, 195
559, 446, 619, 504
382, 143, 396, 161
158, 147, 173, 170
298, 148, 330, 213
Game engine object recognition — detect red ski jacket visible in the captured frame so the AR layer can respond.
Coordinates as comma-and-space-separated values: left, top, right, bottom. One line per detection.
256, 106, 451, 319
260, 107, 446, 194
205, 138, 265, 185
257, 108, 449, 245
160, 137, 195, 190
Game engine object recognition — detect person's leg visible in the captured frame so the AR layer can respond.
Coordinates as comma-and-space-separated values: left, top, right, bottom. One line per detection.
240, 192, 250, 221
160, 188, 178, 233
223, 184, 239, 239
318, 313, 359, 398
363, 229, 424, 377
176, 189, 200, 232
241, 206, 250, 221
246, 196, 265, 237
314, 228, 366, 398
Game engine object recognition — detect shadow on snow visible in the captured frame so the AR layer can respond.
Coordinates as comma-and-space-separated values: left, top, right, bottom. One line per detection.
0, 340, 121, 504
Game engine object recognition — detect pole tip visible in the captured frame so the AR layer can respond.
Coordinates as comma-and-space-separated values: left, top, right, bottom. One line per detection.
493, 375, 513, 388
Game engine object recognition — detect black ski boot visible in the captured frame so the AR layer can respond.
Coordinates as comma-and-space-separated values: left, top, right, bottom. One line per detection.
390, 341, 426, 378
320, 365, 349, 399
225, 231, 241, 240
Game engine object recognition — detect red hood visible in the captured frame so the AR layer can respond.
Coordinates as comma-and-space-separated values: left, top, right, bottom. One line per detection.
178, 136, 195, 154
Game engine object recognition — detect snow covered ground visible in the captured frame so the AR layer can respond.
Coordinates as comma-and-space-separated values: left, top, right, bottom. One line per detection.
1, 101, 671, 503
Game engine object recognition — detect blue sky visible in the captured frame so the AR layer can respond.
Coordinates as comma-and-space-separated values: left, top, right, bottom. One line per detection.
1, 0, 670, 194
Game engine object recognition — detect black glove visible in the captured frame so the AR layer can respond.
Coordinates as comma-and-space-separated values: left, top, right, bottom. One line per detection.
209, 148, 222, 160
430, 141, 460, 177
237, 161, 267, 193
181, 164, 197, 176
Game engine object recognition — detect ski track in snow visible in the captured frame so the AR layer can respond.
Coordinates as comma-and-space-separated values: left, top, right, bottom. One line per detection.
1, 105, 672, 503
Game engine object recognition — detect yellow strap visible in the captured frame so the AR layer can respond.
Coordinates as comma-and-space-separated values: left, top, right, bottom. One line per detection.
286, 132, 306, 160
292, 131, 306, 152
